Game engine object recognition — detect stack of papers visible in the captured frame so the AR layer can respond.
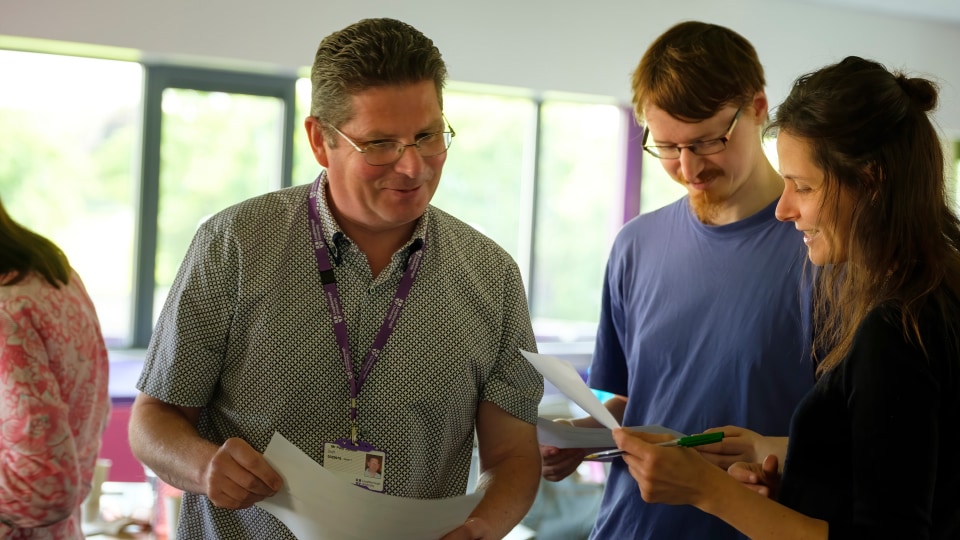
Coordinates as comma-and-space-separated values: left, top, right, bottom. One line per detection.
257, 433, 482, 539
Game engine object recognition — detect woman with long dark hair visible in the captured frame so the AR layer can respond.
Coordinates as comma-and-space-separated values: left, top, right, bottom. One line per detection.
1, 197, 110, 539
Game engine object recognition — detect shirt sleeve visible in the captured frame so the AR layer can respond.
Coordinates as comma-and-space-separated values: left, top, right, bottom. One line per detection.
587, 255, 629, 396
481, 256, 543, 425
137, 217, 239, 406
0, 297, 82, 529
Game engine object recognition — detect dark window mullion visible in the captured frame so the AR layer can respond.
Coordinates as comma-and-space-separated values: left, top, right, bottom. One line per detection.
131, 65, 297, 348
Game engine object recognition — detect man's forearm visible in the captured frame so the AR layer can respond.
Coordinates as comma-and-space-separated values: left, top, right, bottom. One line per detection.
128, 394, 216, 494
471, 454, 542, 538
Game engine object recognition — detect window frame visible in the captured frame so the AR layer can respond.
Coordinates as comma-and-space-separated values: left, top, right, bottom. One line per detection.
131, 65, 298, 347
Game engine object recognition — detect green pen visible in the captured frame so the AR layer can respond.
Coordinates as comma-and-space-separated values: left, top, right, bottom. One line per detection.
583, 431, 724, 460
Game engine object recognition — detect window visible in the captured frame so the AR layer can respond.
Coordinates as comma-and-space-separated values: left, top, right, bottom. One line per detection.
293, 77, 318, 186
434, 93, 626, 342
2, 48, 636, 350
532, 101, 625, 341
152, 88, 289, 323
0, 50, 141, 347
132, 66, 296, 345
433, 92, 532, 259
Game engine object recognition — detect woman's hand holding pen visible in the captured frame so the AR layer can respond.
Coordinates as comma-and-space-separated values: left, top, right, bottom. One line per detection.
695, 425, 787, 470
611, 428, 726, 508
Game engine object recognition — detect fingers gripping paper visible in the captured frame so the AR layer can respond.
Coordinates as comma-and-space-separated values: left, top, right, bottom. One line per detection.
256, 433, 482, 539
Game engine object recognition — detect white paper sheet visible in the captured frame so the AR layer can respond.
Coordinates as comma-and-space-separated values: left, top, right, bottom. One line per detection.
520, 349, 621, 429
536, 417, 615, 448
256, 432, 483, 540
536, 417, 686, 449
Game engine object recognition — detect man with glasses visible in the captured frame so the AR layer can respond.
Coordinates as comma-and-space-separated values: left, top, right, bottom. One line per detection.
130, 18, 543, 539
540, 21, 813, 539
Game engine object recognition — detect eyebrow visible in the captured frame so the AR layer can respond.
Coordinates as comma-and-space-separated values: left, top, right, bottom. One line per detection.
780, 171, 817, 183
357, 120, 446, 140
649, 126, 727, 145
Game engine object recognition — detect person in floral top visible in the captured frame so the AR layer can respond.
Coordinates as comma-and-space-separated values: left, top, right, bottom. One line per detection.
0, 197, 110, 539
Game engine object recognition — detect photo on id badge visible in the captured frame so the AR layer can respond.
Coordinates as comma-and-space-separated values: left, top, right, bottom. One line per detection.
323, 442, 386, 492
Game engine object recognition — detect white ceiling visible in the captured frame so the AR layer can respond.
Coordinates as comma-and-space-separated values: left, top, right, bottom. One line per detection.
794, 0, 960, 25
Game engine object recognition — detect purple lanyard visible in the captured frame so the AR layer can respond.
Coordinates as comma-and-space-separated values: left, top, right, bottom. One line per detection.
307, 176, 426, 444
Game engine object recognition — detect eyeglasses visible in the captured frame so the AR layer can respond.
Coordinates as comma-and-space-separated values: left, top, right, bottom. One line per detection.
326, 116, 456, 166
642, 107, 742, 160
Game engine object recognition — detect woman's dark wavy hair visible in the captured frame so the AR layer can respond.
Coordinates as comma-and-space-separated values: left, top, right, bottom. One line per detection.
0, 197, 70, 287
768, 56, 960, 375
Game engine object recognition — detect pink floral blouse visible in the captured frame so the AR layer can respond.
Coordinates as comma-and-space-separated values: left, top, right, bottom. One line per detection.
0, 271, 110, 539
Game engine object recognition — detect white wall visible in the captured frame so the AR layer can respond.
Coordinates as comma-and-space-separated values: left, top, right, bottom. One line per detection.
2, 0, 960, 136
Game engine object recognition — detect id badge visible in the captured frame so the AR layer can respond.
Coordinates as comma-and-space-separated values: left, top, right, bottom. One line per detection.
323, 439, 386, 492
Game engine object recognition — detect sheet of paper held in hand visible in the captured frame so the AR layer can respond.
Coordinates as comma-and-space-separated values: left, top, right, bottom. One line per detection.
256, 432, 483, 540
520, 350, 685, 449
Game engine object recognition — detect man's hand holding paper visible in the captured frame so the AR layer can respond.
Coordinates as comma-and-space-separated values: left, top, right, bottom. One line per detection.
521, 350, 685, 481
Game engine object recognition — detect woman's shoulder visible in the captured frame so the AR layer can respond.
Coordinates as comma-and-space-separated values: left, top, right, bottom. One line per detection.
1, 271, 52, 302
851, 296, 960, 376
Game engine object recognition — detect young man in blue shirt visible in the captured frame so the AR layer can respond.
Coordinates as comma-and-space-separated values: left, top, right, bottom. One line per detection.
541, 21, 813, 540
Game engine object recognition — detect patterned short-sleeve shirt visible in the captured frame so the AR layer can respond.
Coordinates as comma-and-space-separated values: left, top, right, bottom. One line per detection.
137, 173, 544, 539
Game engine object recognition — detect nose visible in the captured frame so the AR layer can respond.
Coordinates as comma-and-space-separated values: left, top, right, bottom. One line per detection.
678, 148, 705, 184
392, 143, 426, 177
774, 187, 796, 223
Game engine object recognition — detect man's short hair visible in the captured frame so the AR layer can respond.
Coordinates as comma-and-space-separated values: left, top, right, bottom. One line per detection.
631, 21, 765, 123
310, 18, 448, 132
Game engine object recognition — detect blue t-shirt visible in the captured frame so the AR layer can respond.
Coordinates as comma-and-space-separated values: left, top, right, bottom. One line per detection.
588, 197, 814, 540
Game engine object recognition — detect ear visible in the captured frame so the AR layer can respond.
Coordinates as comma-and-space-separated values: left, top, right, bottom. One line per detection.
749, 91, 769, 125
305, 116, 330, 168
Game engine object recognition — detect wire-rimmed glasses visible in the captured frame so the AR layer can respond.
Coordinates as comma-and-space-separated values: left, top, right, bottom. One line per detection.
642, 107, 742, 159
326, 116, 456, 166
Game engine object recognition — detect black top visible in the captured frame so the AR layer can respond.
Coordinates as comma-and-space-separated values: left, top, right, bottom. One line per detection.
779, 299, 960, 539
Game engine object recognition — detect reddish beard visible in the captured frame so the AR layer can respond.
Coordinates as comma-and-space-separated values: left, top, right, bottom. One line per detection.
677, 170, 728, 224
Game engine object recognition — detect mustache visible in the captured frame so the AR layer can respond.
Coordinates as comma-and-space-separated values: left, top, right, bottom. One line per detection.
678, 169, 723, 184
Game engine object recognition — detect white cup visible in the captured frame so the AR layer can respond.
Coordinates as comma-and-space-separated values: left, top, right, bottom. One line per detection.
163, 492, 182, 540
82, 458, 112, 524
